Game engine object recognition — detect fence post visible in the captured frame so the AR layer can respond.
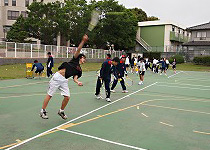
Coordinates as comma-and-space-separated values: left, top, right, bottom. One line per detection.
31, 44, 33, 58
5, 42, 7, 57
44, 45, 47, 58
67, 47, 68, 58
92, 49, 93, 59
15, 43, 17, 58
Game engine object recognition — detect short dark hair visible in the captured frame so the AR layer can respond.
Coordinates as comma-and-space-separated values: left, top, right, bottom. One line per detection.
112, 57, 120, 63
78, 53, 86, 59
34, 60, 38, 63
47, 52, 51, 55
107, 54, 111, 58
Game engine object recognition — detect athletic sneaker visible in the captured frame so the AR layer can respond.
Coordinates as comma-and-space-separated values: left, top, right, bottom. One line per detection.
122, 90, 128, 93
58, 110, 68, 120
106, 98, 111, 102
40, 109, 48, 119
138, 81, 142, 85
110, 89, 116, 93
95, 94, 101, 100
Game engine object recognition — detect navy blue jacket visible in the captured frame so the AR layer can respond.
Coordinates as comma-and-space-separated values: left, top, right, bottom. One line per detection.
31, 63, 44, 71
158, 60, 167, 68
47, 56, 54, 68
113, 61, 127, 78
99, 59, 113, 80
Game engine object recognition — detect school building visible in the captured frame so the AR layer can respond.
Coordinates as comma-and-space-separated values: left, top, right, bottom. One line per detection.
0, 0, 64, 41
135, 20, 191, 53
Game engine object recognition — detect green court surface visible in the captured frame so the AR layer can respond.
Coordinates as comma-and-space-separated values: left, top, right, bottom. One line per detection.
0, 70, 210, 150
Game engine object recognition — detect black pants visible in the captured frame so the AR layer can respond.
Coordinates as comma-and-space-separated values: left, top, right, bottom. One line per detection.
47, 67, 53, 77
95, 77, 111, 98
111, 77, 126, 90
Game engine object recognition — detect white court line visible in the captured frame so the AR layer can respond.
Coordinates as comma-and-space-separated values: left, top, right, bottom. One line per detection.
157, 82, 210, 88
6, 82, 157, 150
156, 84, 210, 91
141, 113, 149, 118
58, 129, 147, 150
159, 122, 174, 127
167, 71, 183, 78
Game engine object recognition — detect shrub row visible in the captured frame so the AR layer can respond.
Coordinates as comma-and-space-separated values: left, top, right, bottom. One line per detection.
169, 54, 184, 64
193, 56, 210, 65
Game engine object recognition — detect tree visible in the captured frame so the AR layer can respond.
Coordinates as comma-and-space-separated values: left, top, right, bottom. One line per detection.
147, 16, 159, 21
6, 15, 28, 42
129, 8, 147, 22
25, 1, 69, 45
101, 10, 138, 50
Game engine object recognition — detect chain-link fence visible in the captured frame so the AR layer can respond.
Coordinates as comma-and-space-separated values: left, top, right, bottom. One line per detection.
0, 41, 122, 59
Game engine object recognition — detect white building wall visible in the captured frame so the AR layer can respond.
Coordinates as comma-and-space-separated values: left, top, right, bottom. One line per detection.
0, 0, 64, 40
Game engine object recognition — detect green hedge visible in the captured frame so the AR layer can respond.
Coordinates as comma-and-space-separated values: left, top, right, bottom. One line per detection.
143, 52, 161, 60
169, 54, 184, 64
193, 56, 210, 65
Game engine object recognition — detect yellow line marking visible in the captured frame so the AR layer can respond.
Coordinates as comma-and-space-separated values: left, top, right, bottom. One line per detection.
141, 113, 148, 118
0, 81, 49, 89
142, 104, 210, 115
160, 122, 174, 127
193, 130, 210, 135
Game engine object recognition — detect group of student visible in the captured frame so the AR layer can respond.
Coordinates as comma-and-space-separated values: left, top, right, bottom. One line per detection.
125, 56, 177, 76
31, 52, 54, 79
38, 34, 176, 120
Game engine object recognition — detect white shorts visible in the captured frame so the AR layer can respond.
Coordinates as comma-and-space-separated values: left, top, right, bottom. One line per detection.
47, 72, 70, 97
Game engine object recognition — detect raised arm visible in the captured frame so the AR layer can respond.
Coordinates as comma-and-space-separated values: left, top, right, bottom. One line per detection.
74, 34, 88, 59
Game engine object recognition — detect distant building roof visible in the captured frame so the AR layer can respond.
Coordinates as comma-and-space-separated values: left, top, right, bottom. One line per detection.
138, 20, 186, 29
187, 22, 210, 30
183, 41, 210, 46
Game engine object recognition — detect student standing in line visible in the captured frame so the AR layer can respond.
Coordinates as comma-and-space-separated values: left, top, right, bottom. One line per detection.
137, 57, 146, 85
95, 57, 120, 102
172, 58, 176, 74
110, 55, 128, 93
46, 52, 54, 78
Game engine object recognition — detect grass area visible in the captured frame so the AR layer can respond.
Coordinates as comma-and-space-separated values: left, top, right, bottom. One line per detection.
0, 62, 209, 80
0, 62, 101, 80
177, 63, 210, 72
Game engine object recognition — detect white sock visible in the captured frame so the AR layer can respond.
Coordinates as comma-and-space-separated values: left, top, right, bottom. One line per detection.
60, 109, 64, 112
41, 109, 46, 112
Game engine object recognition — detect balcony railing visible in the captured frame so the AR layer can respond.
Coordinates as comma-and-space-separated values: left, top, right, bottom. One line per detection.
170, 31, 189, 43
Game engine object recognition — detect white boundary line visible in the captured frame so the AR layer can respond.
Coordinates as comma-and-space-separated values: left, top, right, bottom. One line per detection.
6, 82, 157, 150
156, 84, 210, 91
58, 129, 147, 150
167, 71, 183, 78
157, 82, 210, 88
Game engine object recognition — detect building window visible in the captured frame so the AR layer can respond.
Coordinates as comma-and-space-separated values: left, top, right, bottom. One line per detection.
25, 0, 29, 7
197, 32, 207, 37
4, 0, 9, 6
8, 10, 19, 20
12, 0, 16, 6
21, 11, 28, 18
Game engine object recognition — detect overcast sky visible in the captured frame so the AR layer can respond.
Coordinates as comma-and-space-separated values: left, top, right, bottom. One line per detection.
116, 0, 210, 27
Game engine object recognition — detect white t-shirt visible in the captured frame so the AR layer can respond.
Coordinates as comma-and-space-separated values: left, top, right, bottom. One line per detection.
125, 57, 130, 65
137, 61, 146, 71
166, 59, 169, 64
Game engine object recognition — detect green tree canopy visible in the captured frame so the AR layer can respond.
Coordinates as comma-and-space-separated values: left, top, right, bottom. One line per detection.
6, 15, 28, 42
